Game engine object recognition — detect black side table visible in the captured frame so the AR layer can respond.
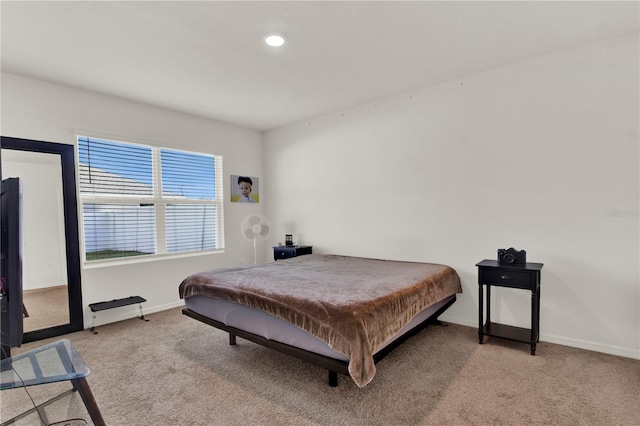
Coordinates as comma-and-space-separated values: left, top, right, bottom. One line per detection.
476, 259, 543, 355
273, 245, 313, 261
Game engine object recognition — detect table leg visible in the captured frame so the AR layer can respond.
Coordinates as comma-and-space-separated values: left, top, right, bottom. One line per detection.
478, 284, 484, 344
36, 404, 50, 426
71, 377, 106, 426
537, 284, 541, 342
530, 287, 538, 356
486, 285, 491, 325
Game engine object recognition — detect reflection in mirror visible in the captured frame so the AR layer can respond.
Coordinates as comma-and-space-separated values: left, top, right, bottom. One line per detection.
1, 149, 70, 332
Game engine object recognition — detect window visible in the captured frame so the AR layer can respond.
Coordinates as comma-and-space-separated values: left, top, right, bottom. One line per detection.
78, 136, 224, 262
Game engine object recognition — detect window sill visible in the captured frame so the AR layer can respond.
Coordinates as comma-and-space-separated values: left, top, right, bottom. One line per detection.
82, 249, 225, 269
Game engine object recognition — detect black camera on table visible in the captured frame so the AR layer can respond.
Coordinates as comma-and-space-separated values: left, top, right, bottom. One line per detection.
497, 247, 526, 264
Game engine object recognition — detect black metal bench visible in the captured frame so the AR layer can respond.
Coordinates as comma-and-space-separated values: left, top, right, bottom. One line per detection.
88, 296, 148, 334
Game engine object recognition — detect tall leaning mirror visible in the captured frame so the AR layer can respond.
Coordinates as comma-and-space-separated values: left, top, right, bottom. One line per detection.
1, 136, 83, 343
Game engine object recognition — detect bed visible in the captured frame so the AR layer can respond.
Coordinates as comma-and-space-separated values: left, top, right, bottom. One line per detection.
179, 254, 462, 388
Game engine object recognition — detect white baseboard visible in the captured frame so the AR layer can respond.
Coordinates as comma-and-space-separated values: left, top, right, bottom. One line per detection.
84, 300, 185, 330
540, 333, 640, 360
440, 315, 640, 361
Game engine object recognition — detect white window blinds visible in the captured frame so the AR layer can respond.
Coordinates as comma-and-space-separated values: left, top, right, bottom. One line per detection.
160, 148, 220, 254
79, 138, 153, 197
78, 136, 223, 262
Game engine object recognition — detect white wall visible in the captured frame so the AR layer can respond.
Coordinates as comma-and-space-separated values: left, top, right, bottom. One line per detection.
264, 34, 640, 359
1, 73, 264, 326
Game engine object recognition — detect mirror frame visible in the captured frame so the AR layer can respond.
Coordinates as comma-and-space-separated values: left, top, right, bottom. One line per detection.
1, 136, 84, 342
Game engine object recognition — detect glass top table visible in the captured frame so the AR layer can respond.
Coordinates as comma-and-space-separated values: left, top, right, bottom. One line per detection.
1, 339, 105, 426
1, 339, 89, 389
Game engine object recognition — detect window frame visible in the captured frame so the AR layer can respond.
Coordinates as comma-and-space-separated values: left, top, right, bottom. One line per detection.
77, 134, 225, 267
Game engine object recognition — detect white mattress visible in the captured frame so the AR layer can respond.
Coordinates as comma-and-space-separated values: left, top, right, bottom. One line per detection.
184, 294, 455, 361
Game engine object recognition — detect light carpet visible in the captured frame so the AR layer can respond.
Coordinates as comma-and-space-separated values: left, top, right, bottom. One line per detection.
1, 307, 638, 425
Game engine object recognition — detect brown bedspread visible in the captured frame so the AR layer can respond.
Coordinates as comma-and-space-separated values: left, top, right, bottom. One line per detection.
179, 254, 462, 387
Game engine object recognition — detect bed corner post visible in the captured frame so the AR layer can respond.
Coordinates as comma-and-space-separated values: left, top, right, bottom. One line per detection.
229, 333, 237, 345
328, 371, 338, 387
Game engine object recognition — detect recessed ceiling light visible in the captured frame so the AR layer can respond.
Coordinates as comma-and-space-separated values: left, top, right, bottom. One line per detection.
264, 33, 286, 47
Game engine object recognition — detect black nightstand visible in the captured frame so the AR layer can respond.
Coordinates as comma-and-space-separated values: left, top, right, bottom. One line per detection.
476, 259, 543, 355
273, 245, 313, 261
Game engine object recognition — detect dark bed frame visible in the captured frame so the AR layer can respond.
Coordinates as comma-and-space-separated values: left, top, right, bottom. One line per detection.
181, 295, 456, 387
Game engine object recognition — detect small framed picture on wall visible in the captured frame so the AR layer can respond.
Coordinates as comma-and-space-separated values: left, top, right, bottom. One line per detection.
230, 175, 259, 203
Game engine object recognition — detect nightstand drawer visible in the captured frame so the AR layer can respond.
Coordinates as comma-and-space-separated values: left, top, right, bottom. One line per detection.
479, 268, 532, 289
273, 245, 313, 260
274, 247, 296, 259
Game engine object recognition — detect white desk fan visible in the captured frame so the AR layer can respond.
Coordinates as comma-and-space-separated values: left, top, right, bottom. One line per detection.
240, 214, 271, 264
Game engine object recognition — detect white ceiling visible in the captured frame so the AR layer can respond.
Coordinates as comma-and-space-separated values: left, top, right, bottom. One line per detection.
1, 1, 638, 132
